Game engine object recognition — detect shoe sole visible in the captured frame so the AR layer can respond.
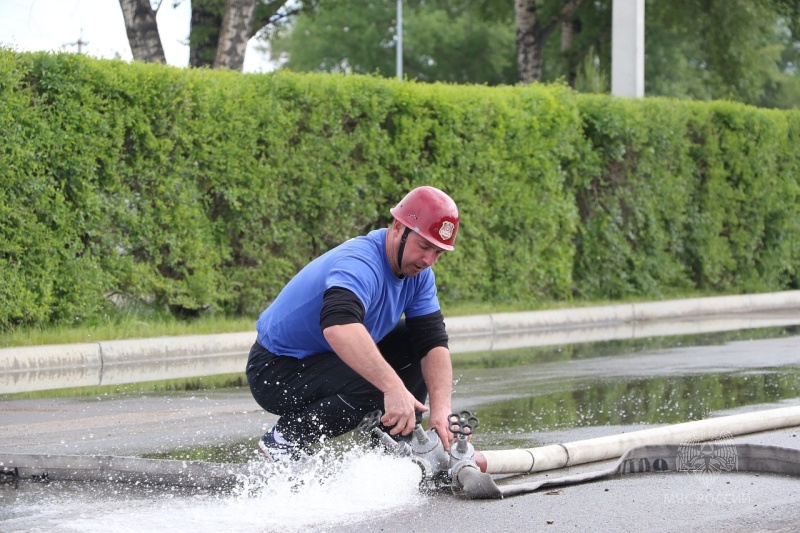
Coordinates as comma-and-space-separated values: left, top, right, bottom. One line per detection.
257, 440, 278, 462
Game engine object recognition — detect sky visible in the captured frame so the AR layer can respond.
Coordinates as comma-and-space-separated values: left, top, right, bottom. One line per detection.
0, 0, 275, 72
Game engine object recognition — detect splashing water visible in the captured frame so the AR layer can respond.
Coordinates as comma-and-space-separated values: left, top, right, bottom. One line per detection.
1, 446, 426, 533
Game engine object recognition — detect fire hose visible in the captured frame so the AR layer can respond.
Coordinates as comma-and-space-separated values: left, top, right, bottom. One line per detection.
360, 406, 800, 499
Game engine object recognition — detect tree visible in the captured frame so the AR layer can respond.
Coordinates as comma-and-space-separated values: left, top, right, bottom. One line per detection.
270, 0, 517, 85
119, 0, 799, 108
514, 0, 583, 84
119, 0, 319, 71
527, 0, 800, 107
643, 0, 796, 105
764, 0, 800, 108
119, 0, 166, 63
270, 0, 589, 85
214, 0, 258, 69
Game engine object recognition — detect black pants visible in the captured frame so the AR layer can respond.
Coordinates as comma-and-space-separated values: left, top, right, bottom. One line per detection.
246, 320, 427, 448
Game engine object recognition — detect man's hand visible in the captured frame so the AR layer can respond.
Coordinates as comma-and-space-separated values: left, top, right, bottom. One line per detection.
428, 407, 454, 451
381, 386, 427, 436
420, 346, 455, 451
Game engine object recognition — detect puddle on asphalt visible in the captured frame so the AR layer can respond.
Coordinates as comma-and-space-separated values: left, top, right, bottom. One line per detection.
471, 369, 800, 448
447, 325, 800, 449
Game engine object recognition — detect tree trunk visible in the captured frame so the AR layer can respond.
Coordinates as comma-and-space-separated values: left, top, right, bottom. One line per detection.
190, 0, 226, 68
515, 0, 584, 85
561, 20, 576, 52
214, 0, 259, 70
515, 0, 541, 84
561, 18, 582, 87
119, 0, 166, 63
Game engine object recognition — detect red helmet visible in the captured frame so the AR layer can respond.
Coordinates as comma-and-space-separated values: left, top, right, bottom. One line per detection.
390, 186, 459, 251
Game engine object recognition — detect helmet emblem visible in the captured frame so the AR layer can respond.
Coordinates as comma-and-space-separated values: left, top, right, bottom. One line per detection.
438, 221, 455, 241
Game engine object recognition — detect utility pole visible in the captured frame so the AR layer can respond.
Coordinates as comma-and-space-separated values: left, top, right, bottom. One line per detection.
66, 29, 89, 54
396, 0, 403, 80
611, 0, 644, 97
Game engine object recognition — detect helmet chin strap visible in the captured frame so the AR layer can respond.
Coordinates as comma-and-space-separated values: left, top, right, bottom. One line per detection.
396, 227, 412, 278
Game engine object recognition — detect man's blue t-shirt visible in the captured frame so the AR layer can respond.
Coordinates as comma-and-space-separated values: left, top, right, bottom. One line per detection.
255, 228, 441, 359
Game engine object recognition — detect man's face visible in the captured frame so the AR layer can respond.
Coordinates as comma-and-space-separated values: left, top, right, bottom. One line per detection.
396, 226, 446, 277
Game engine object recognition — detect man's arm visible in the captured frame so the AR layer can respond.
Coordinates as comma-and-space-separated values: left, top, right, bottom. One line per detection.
420, 345, 454, 450
323, 322, 427, 436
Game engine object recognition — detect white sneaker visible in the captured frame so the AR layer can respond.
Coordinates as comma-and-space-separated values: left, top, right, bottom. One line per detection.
258, 431, 303, 462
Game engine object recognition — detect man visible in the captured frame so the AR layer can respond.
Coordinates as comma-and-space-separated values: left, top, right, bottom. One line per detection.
246, 185, 459, 461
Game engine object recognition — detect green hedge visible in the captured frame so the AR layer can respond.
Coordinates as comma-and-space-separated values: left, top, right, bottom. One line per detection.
1, 49, 798, 330
572, 96, 800, 298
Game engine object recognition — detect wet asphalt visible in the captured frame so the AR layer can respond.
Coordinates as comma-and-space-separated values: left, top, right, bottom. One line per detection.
2, 324, 800, 532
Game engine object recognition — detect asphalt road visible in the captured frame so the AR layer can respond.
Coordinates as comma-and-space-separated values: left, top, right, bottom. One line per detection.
2, 329, 800, 532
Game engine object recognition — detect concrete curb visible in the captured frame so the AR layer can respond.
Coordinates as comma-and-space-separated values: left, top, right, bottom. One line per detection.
446, 290, 800, 336
2, 290, 799, 394
98, 332, 256, 365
